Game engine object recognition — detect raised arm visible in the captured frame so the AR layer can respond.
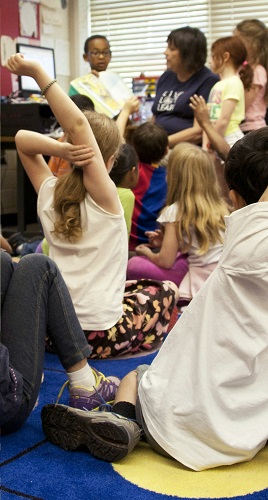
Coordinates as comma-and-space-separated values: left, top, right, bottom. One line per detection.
116, 96, 140, 140
6, 54, 120, 214
189, 95, 230, 161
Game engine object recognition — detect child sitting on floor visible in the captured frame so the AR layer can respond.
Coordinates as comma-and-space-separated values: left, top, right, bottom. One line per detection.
128, 122, 169, 252
42, 127, 268, 470
127, 142, 229, 299
6, 53, 178, 359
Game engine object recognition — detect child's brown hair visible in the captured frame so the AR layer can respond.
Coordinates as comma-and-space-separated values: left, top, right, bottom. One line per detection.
131, 122, 168, 164
52, 111, 121, 242
211, 36, 253, 90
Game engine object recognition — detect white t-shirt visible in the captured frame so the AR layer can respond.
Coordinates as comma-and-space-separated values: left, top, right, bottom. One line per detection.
37, 176, 128, 330
158, 202, 225, 267
139, 202, 268, 470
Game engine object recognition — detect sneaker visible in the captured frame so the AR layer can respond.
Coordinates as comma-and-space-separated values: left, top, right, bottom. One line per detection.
41, 404, 141, 462
59, 368, 120, 411
7, 232, 26, 255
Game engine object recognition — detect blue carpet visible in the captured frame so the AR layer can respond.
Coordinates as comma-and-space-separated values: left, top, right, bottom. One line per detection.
1, 352, 268, 500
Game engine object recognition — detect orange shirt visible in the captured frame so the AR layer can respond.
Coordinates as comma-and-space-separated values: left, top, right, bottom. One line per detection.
48, 136, 72, 177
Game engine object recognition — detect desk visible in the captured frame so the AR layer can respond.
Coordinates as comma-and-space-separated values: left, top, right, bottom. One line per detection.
1, 103, 55, 233
1, 136, 38, 233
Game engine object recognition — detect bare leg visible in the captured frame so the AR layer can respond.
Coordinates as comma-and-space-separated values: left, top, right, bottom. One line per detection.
113, 370, 138, 406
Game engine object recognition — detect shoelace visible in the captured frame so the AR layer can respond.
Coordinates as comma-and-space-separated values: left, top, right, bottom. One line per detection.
55, 380, 69, 404
55, 380, 108, 409
55, 370, 116, 411
92, 368, 117, 392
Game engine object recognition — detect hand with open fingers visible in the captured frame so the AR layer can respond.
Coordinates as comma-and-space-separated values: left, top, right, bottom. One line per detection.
5, 53, 40, 78
59, 143, 95, 166
189, 94, 210, 126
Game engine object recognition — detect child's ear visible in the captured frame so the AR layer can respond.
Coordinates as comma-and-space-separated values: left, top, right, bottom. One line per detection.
130, 166, 139, 188
223, 51, 230, 63
229, 189, 246, 210
106, 155, 115, 173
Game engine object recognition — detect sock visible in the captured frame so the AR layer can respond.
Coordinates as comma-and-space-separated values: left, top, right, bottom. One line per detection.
67, 363, 95, 391
112, 401, 136, 420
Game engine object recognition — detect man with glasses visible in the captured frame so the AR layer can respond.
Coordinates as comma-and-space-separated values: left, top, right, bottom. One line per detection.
69, 35, 131, 118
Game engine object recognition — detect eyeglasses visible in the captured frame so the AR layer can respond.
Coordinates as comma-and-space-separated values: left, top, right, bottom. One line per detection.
86, 50, 111, 58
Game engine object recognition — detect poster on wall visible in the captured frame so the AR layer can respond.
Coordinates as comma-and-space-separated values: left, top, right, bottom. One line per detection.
19, 0, 40, 39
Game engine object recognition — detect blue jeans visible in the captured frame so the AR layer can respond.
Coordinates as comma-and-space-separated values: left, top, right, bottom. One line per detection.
1, 252, 91, 434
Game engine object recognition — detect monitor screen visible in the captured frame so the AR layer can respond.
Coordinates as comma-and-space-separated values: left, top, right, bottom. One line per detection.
16, 43, 56, 97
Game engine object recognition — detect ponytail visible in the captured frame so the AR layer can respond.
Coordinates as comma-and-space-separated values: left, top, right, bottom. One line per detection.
239, 61, 254, 91
52, 168, 86, 242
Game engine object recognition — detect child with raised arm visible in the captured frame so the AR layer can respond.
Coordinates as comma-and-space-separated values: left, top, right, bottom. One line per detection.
205, 35, 253, 148
6, 54, 178, 359
127, 142, 229, 299
42, 127, 268, 470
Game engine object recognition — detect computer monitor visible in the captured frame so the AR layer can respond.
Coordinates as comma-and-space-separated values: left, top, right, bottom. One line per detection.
16, 43, 56, 97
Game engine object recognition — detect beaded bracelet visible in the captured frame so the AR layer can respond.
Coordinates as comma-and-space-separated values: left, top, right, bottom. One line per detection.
41, 79, 57, 97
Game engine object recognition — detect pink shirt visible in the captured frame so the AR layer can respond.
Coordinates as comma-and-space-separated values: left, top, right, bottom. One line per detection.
240, 64, 267, 132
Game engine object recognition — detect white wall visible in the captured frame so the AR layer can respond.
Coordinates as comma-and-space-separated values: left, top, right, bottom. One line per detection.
31, 0, 90, 93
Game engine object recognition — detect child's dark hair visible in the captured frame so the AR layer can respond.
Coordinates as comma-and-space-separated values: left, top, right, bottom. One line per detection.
131, 122, 168, 164
70, 94, 95, 111
212, 36, 253, 90
109, 143, 138, 186
84, 34, 110, 54
224, 127, 268, 204
54, 95, 94, 128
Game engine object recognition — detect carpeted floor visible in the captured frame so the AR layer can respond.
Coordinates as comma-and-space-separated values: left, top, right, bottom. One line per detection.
1, 351, 268, 500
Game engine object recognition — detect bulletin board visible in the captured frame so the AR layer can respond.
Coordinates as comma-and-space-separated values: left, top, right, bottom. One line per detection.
19, 0, 40, 39
0, 0, 41, 96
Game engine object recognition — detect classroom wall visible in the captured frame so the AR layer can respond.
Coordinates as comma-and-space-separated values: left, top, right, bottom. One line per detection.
0, 0, 71, 96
